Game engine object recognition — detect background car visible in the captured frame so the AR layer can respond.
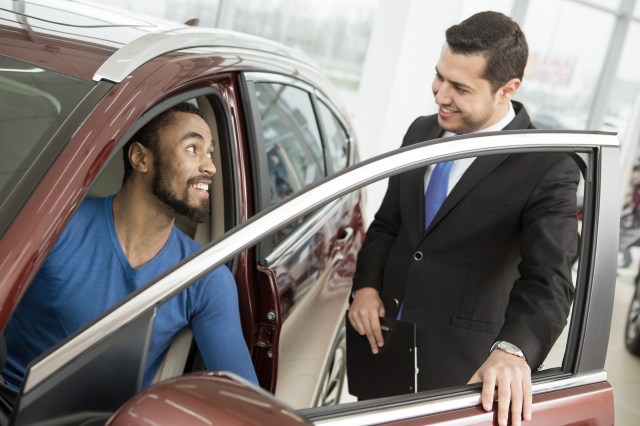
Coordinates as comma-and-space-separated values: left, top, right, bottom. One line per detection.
0, 0, 364, 415
626, 271, 640, 356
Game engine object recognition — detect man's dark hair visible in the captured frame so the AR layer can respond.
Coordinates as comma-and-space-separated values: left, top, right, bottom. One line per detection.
122, 102, 204, 184
445, 11, 528, 92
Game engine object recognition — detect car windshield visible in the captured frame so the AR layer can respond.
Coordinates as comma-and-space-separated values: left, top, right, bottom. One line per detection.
0, 55, 94, 200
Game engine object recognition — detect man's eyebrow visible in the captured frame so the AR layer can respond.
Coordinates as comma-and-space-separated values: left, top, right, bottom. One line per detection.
181, 131, 205, 141
435, 66, 473, 91
180, 131, 215, 150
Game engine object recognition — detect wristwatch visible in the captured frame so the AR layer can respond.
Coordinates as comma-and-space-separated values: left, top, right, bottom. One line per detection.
490, 341, 526, 361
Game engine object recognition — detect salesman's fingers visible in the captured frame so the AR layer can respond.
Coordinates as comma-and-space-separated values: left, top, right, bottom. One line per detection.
495, 375, 513, 426
523, 370, 533, 421
349, 308, 383, 353
506, 377, 523, 426
479, 370, 497, 412
348, 289, 385, 354
365, 315, 383, 354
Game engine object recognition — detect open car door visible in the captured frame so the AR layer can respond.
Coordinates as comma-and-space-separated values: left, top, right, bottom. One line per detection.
7, 131, 618, 426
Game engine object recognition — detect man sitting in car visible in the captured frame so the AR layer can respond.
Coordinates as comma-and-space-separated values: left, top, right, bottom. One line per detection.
2, 102, 258, 389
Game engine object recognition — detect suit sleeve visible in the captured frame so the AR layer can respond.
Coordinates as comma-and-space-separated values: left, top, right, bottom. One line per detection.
496, 155, 580, 370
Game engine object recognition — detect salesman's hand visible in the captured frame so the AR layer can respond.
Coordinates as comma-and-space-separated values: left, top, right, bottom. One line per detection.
347, 287, 385, 354
468, 349, 532, 426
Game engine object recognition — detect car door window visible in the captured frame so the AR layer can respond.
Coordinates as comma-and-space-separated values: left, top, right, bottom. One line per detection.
11, 132, 617, 426
317, 100, 349, 172
0, 55, 93, 215
253, 82, 326, 205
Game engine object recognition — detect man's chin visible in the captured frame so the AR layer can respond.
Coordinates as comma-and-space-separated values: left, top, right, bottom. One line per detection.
186, 205, 210, 223
437, 117, 458, 133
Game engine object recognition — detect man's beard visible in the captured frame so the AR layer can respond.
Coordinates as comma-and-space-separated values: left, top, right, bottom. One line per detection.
438, 100, 496, 134
152, 162, 210, 224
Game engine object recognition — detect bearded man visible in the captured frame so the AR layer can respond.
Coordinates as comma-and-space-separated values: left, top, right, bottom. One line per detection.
2, 102, 257, 390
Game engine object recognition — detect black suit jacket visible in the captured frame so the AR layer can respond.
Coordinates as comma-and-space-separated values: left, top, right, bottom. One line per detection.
352, 102, 579, 391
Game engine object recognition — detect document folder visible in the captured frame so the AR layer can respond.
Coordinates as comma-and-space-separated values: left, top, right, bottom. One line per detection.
345, 312, 417, 400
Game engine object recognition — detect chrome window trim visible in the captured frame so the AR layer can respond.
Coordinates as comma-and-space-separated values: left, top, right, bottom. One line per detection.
310, 371, 608, 426
264, 199, 341, 266
94, 27, 312, 83
314, 93, 355, 166
244, 72, 316, 94
24, 131, 619, 393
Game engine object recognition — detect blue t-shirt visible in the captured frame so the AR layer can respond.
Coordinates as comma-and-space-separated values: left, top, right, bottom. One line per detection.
3, 196, 257, 388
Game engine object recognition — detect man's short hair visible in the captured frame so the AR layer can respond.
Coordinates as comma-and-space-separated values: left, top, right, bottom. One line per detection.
445, 11, 528, 92
122, 102, 204, 184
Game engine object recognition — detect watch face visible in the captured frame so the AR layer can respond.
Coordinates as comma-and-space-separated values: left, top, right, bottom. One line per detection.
498, 341, 524, 358
500, 342, 518, 351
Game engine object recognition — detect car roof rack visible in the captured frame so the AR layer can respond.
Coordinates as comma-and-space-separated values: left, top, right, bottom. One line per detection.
94, 27, 311, 83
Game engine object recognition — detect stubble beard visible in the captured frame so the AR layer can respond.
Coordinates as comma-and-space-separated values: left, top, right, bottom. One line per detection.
152, 159, 210, 224
439, 100, 496, 134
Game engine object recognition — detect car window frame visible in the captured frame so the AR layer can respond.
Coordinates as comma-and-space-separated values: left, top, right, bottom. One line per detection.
241, 71, 334, 258
13, 131, 619, 424
313, 93, 353, 175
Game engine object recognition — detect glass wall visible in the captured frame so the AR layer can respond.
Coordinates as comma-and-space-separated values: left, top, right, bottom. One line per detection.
603, 22, 640, 134
232, 0, 377, 87
516, 1, 616, 130
112, 0, 639, 203
110, 0, 220, 27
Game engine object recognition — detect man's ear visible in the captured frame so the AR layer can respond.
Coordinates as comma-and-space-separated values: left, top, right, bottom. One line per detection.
498, 78, 522, 103
128, 142, 152, 174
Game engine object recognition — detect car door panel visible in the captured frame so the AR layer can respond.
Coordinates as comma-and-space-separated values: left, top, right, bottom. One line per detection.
270, 195, 364, 408
303, 373, 613, 425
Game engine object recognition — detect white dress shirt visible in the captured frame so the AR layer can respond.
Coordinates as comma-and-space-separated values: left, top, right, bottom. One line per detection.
424, 101, 517, 195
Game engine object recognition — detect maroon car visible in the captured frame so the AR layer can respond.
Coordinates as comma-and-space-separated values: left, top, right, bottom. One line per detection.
0, 0, 363, 418
0, 1, 621, 425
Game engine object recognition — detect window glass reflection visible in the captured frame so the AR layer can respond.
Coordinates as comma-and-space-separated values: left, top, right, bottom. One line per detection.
273, 149, 588, 408
254, 83, 325, 206
317, 101, 349, 172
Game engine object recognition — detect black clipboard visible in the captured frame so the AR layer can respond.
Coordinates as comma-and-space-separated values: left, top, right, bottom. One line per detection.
345, 312, 417, 400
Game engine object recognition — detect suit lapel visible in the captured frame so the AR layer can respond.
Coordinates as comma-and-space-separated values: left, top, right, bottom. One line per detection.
420, 102, 532, 235
423, 154, 510, 235
408, 128, 446, 238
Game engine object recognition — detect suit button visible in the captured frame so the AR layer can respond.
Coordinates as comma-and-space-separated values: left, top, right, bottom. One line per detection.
393, 298, 400, 307
414, 251, 423, 261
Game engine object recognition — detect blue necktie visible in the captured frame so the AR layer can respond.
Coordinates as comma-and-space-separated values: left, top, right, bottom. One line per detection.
424, 160, 454, 230
397, 160, 455, 320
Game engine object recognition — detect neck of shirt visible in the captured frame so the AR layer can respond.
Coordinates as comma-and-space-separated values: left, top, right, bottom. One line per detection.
426, 101, 516, 195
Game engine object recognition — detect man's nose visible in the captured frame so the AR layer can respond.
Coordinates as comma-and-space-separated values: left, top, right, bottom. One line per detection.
201, 155, 216, 176
434, 81, 452, 104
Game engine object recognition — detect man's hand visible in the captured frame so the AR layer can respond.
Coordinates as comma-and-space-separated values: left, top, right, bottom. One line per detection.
347, 287, 386, 354
468, 349, 532, 426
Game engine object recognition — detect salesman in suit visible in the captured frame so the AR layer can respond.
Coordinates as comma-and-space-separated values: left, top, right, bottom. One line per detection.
348, 11, 578, 426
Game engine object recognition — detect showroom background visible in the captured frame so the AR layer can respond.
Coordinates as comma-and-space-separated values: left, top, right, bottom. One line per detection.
111, 0, 640, 210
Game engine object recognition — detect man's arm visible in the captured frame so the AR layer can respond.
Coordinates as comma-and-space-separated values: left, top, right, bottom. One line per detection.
190, 266, 258, 385
348, 167, 405, 351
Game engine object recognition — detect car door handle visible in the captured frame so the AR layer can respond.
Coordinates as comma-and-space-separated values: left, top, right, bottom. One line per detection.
331, 227, 354, 266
